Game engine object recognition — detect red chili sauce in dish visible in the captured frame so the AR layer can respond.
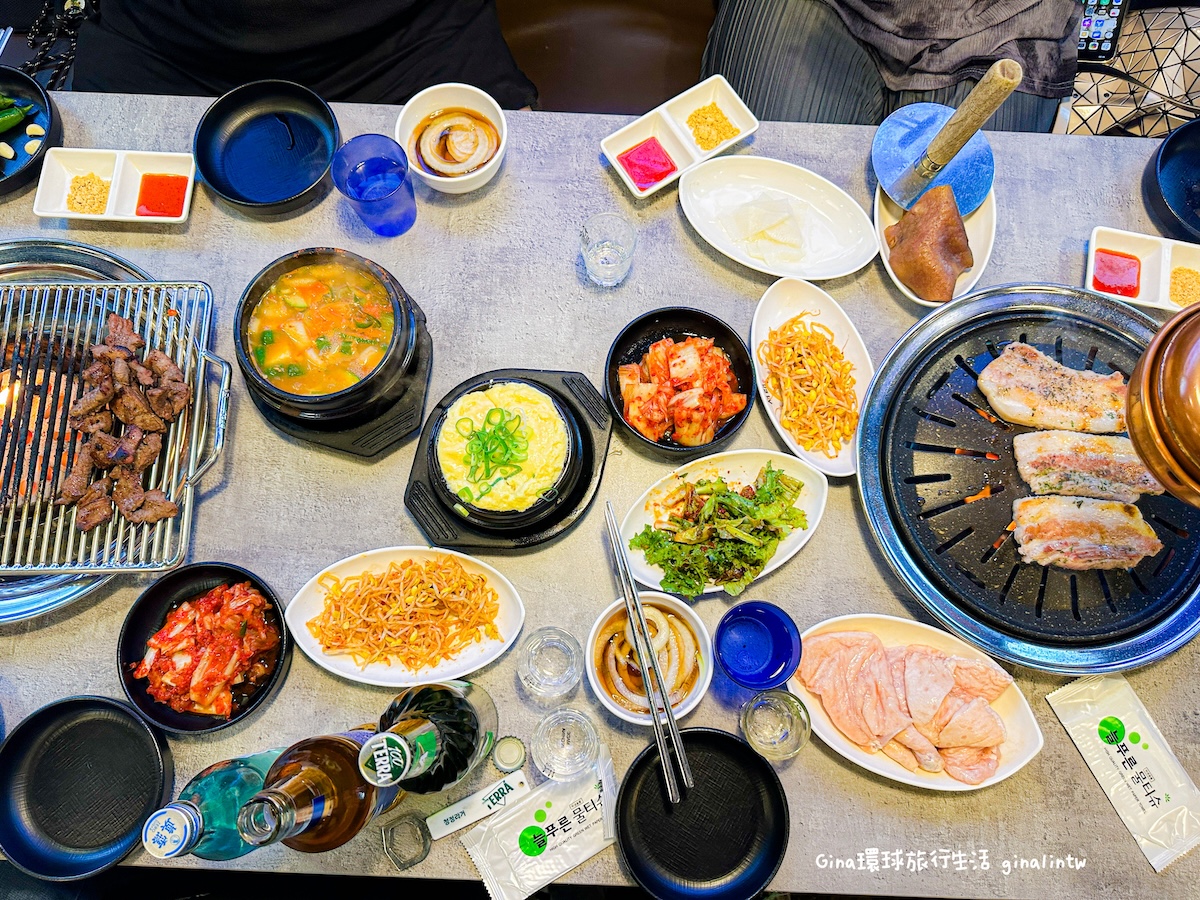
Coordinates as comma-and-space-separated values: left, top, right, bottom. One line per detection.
1092, 248, 1141, 298
136, 173, 189, 217
617, 137, 677, 190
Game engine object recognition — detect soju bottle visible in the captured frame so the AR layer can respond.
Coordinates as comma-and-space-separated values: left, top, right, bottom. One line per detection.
358, 682, 497, 794
142, 747, 285, 861
235, 727, 405, 853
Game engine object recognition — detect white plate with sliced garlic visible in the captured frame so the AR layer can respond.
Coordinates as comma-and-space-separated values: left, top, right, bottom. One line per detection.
679, 156, 877, 280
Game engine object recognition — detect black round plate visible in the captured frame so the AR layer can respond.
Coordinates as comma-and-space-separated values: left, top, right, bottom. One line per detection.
0, 66, 61, 197
118, 562, 291, 734
616, 728, 788, 900
605, 307, 755, 458
194, 80, 338, 214
0, 696, 171, 881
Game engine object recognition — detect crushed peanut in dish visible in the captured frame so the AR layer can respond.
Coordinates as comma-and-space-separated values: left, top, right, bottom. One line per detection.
67, 172, 110, 215
1171, 266, 1200, 307
686, 102, 739, 151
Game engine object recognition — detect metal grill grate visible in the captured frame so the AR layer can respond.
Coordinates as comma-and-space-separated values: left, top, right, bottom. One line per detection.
859, 285, 1200, 673
0, 281, 226, 575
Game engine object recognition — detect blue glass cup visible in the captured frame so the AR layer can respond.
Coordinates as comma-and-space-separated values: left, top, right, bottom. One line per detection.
714, 600, 802, 691
331, 134, 417, 237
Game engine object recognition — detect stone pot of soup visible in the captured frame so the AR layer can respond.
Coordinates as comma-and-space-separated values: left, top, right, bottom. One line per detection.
235, 248, 418, 429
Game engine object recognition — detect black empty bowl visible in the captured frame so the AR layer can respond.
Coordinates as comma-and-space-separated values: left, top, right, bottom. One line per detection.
0, 696, 171, 880
194, 80, 339, 215
1149, 119, 1200, 241
427, 375, 585, 531
0, 66, 61, 197
118, 562, 291, 735
605, 307, 755, 456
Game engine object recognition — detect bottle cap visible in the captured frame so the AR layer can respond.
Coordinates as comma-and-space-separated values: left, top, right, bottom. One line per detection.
358, 731, 413, 787
142, 801, 201, 859
492, 735, 526, 773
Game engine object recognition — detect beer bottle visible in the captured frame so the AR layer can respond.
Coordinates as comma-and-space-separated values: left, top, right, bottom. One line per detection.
236, 727, 404, 852
358, 682, 497, 794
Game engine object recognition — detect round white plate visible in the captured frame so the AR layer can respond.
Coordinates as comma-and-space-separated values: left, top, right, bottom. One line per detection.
750, 279, 874, 477
679, 156, 878, 280
285, 546, 525, 687
874, 185, 997, 308
788, 613, 1043, 792
620, 448, 828, 595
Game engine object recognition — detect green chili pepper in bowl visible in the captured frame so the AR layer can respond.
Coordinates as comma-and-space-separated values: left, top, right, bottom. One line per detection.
0, 104, 36, 134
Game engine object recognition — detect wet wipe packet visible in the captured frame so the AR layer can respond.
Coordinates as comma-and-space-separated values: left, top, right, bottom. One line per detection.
1047, 674, 1200, 872
461, 745, 616, 900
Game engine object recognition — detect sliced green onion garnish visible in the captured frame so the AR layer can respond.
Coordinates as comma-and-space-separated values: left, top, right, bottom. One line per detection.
455, 406, 530, 493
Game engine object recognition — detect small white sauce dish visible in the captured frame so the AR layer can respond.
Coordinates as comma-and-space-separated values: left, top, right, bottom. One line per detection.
33, 148, 195, 223
601, 74, 759, 200
1085, 225, 1200, 311
394, 82, 507, 195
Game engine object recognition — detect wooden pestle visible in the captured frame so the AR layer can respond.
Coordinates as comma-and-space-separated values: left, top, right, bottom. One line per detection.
924, 59, 1023, 169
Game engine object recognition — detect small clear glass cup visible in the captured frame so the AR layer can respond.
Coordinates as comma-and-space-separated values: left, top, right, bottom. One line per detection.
531, 707, 601, 781
331, 133, 417, 237
580, 213, 636, 286
518, 626, 583, 703
740, 689, 811, 761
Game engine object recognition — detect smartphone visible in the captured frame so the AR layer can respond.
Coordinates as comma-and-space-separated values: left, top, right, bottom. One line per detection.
1078, 0, 1128, 63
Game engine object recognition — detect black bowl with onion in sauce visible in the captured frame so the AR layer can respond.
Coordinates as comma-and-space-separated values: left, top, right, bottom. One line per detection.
118, 562, 291, 735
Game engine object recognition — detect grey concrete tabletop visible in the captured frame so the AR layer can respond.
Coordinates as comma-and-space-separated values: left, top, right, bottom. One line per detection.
0, 92, 1197, 899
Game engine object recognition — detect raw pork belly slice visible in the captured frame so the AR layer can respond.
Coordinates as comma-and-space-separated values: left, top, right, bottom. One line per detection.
802, 633, 1017, 785
941, 746, 1001, 785
977, 342, 1126, 432
1013, 431, 1163, 502
799, 632, 910, 752
1012, 496, 1163, 570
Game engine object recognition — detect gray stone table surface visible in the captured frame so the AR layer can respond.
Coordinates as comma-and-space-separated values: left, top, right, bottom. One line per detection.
0, 92, 1197, 898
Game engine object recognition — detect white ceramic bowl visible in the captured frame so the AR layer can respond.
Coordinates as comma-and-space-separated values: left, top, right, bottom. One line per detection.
586, 592, 713, 726
394, 83, 507, 194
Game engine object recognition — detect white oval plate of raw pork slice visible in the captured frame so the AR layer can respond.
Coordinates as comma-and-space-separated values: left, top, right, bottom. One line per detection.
285, 546, 525, 688
621, 449, 828, 595
750, 278, 874, 477
679, 156, 877, 280
787, 613, 1043, 791
874, 185, 997, 309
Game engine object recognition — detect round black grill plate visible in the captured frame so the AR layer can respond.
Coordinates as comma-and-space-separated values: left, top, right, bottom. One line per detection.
859, 285, 1200, 673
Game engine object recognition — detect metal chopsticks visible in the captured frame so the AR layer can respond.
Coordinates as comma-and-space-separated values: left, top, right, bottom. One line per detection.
604, 501, 693, 802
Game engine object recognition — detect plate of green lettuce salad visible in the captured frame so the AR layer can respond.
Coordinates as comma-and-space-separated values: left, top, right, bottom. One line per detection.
620, 449, 828, 599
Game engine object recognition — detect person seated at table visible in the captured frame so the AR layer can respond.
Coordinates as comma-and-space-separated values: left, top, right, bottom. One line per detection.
701, 0, 1083, 132
71, 0, 538, 109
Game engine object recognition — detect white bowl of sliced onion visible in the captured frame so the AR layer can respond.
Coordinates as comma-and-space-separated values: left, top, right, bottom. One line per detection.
394, 82, 507, 194
586, 592, 713, 726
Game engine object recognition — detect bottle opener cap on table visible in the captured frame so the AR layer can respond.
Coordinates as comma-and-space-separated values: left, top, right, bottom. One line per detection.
871, 59, 1022, 214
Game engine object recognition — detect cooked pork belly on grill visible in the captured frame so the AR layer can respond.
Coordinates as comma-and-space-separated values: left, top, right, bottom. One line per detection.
1012, 496, 1163, 570
1013, 431, 1164, 502
977, 343, 1126, 433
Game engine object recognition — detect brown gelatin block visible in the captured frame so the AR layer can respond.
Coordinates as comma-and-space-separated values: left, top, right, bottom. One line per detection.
884, 185, 974, 303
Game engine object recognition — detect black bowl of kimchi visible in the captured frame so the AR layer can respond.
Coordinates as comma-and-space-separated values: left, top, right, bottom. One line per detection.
118, 562, 291, 735
604, 306, 755, 458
